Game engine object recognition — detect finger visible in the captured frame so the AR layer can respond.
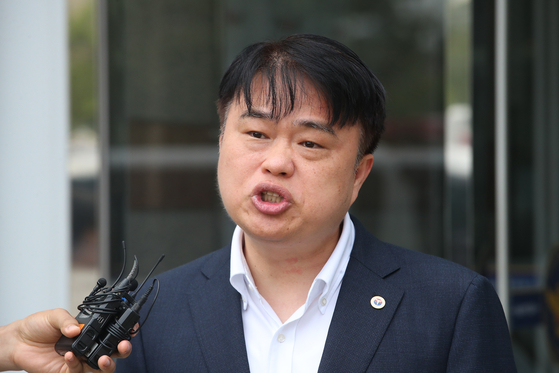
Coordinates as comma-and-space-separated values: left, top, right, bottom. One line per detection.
48, 309, 81, 338
64, 351, 83, 373
97, 356, 115, 372
109, 340, 132, 359
116, 340, 132, 358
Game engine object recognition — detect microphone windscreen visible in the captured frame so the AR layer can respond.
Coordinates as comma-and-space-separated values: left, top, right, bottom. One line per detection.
129, 278, 138, 292
97, 278, 108, 287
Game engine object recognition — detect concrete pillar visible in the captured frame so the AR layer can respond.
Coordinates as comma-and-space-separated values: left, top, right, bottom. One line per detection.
0, 0, 70, 328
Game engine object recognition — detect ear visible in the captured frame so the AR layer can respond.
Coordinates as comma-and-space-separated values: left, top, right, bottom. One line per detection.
351, 154, 374, 204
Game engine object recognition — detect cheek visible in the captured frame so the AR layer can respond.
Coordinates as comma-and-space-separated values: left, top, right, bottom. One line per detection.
217, 149, 236, 196
218, 146, 253, 198
304, 163, 354, 201
328, 165, 356, 201
220, 147, 253, 180
219, 140, 241, 173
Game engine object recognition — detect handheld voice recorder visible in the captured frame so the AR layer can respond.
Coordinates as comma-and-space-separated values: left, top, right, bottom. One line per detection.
55, 243, 164, 369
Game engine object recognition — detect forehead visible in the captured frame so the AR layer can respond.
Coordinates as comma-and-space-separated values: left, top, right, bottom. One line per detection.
234, 76, 332, 123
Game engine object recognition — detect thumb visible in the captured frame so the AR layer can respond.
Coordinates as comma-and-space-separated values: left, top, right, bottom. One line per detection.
46, 309, 81, 338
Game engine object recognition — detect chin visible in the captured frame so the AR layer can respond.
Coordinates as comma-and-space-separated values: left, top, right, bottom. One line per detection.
240, 219, 295, 241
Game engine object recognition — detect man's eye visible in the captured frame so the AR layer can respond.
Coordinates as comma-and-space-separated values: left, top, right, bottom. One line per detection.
302, 141, 320, 148
248, 131, 266, 139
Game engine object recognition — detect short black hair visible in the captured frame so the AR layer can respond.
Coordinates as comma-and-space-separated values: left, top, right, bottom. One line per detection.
216, 34, 386, 155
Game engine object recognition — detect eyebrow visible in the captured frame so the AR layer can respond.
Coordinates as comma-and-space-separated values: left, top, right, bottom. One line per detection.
240, 109, 272, 120
295, 119, 336, 136
240, 109, 336, 136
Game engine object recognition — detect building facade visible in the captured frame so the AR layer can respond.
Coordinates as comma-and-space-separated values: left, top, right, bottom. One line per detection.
98, 1, 558, 371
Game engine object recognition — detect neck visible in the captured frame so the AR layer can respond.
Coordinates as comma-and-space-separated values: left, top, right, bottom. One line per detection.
242, 224, 342, 322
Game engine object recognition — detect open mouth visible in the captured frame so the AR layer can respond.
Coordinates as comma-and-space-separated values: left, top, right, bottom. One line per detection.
251, 183, 292, 214
261, 191, 284, 203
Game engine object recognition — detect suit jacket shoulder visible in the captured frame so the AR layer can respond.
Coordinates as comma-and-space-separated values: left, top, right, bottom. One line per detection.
317, 217, 517, 373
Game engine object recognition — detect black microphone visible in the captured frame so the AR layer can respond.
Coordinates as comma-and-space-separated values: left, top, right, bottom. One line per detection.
89, 278, 107, 296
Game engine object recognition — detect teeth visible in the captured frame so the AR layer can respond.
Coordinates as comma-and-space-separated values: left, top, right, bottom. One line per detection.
261, 191, 283, 203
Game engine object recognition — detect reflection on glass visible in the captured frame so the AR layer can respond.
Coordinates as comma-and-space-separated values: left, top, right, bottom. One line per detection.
472, 0, 559, 371
69, 0, 100, 310
106, 0, 445, 278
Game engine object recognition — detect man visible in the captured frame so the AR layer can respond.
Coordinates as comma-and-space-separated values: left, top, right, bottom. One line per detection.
114, 34, 517, 372
0, 309, 130, 373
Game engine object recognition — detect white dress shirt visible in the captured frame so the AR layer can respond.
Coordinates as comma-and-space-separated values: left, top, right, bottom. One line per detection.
230, 213, 355, 373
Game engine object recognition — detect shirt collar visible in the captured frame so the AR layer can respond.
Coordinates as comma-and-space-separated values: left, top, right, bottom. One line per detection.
309, 213, 354, 314
230, 225, 253, 311
229, 213, 355, 314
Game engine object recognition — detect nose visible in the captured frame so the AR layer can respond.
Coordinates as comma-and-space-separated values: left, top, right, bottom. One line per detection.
261, 140, 294, 177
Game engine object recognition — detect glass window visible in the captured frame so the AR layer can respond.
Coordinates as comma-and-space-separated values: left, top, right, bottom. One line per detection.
105, 0, 445, 281
473, 1, 559, 371
69, 0, 101, 309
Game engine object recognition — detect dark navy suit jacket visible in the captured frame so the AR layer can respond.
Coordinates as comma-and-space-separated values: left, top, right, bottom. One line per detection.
116, 218, 517, 372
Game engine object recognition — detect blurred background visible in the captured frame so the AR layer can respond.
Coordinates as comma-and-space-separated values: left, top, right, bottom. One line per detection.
0, 0, 558, 371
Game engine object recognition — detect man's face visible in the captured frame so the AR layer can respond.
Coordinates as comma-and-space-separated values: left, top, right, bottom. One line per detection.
217, 82, 373, 249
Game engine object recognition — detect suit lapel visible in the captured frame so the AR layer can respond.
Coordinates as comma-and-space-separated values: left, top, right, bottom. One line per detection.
187, 250, 251, 373
318, 219, 404, 373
